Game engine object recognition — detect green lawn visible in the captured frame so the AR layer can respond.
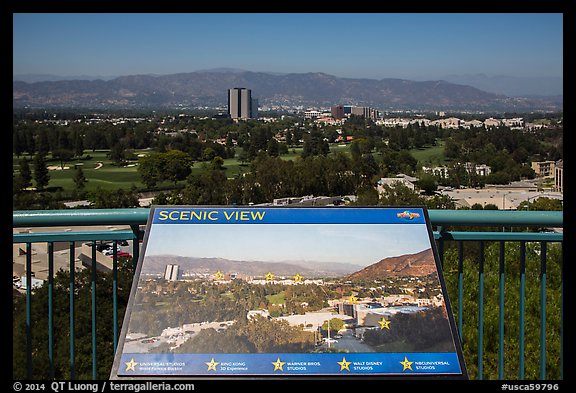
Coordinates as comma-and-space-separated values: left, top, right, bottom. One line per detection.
409, 140, 446, 167
266, 292, 286, 305
14, 150, 145, 192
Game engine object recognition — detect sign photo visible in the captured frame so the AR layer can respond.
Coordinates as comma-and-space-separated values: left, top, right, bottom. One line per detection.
111, 206, 467, 379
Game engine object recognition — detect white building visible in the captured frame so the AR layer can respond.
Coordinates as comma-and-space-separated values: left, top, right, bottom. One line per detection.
164, 264, 180, 281
483, 118, 501, 127
377, 177, 416, 192
422, 165, 450, 179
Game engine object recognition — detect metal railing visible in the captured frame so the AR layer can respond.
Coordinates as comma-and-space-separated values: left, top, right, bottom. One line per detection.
12, 208, 563, 380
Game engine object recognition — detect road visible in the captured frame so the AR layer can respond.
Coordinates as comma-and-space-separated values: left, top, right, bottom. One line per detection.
321, 330, 375, 352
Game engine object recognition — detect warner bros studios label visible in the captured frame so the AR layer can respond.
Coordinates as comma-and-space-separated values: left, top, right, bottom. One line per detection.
110, 206, 468, 379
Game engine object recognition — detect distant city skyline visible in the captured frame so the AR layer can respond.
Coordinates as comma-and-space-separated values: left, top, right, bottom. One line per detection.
13, 13, 563, 82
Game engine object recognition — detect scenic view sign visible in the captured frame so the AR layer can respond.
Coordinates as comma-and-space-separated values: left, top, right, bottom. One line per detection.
111, 206, 467, 379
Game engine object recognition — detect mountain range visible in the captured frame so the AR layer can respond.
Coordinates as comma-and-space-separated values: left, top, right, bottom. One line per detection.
12, 70, 562, 111
141, 248, 437, 280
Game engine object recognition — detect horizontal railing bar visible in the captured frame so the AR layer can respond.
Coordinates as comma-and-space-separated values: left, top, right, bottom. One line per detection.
13, 209, 563, 228
434, 231, 563, 242
13, 230, 136, 243
13, 208, 151, 227
13, 228, 562, 244
428, 209, 562, 227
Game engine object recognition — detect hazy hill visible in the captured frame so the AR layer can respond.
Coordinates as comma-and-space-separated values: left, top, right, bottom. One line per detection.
438, 73, 563, 97
13, 70, 562, 111
347, 248, 437, 281
141, 255, 360, 278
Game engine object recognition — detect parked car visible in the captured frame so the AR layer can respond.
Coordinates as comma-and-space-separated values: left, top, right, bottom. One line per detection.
111, 251, 132, 258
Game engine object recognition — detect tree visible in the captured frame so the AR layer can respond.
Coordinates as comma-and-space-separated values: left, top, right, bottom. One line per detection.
518, 197, 563, 211
202, 147, 216, 162
137, 152, 165, 189
33, 153, 50, 191
83, 128, 100, 152
425, 194, 456, 210
301, 129, 329, 158
378, 183, 426, 206
355, 185, 379, 205
73, 165, 88, 193
417, 174, 438, 195
52, 148, 74, 169
355, 153, 379, 185
350, 140, 362, 162
72, 128, 84, 157
88, 188, 140, 208
285, 130, 293, 146
266, 138, 279, 157
238, 148, 250, 165
18, 158, 32, 189
13, 128, 27, 157
109, 143, 126, 165
322, 318, 345, 336
181, 167, 228, 205
36, 128, 50, 157
164, 150, 194, 185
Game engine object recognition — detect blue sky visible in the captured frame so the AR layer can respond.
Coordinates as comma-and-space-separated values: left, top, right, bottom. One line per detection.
13, 13, 563, 80
144, 223, 433, 267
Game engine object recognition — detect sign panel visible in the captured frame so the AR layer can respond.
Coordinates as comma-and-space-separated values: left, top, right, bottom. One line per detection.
111, 206, 467, 379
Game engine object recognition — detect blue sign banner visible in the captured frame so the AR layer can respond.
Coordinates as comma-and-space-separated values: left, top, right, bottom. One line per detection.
152, 207, 426, 225
119, 352, 462, 376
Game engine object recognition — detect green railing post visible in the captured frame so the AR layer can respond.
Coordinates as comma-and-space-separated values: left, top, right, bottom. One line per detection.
69, 241, 75, 380
113, 242, 118, 353
478, 241, 485, 380
26, 242, 32, 379
438, 238, 444, 269
457, 241, 464, 341
499, 241, 505, 379
519, 241, 526, 379
130, 224, 140, 271
48, 242, 54, 379
539, 242, 547, 380
560, 246, 563, 380
91, 244, 97, 380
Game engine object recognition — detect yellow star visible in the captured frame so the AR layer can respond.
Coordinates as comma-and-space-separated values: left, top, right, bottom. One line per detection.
213, 271, 224, 280
400, 356, 413, 371
338, 357, 351, 372
125, 358, 138, 372
205, 358, 219, 371
378, 317, 391, 330
293, 273, 303, 283
348, 295, 357, 304
272, 357, 285, 371
265, 272, 275, 281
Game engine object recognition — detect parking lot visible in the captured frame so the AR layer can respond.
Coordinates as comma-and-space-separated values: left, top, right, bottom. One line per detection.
13, 224, 138, 285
